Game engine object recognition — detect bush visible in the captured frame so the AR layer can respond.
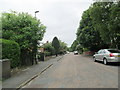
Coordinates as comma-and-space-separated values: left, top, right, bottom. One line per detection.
83, 48, 89, 52
44, 51, 51, 56
44, 43, 55, 55
1, 39, 20, 68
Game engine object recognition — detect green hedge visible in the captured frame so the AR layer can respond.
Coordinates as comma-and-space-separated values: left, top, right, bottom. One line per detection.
44, 51, 51, 56
1, 39, 20, 68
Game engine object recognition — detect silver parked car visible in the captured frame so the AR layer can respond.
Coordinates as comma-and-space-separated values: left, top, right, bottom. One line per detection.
93, 49, 120, 65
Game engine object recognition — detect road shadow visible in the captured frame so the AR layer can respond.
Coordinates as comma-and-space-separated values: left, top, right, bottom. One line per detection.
96, 61, 120, 67
108, 62, 120, 66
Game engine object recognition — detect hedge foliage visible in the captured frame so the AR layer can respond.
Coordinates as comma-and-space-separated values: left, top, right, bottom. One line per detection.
44, 51, 51, 56
1, 39, 20, 68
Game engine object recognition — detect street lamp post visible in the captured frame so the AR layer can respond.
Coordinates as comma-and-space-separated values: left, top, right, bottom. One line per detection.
34, 11, 39, 64
35, 11, 39, 18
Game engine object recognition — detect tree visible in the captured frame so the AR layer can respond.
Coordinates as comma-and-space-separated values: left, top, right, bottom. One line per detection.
72, 1, 120, 52
52, 37, 60, 56
2, 11, 46, 65
76, 44, 83, 54
71, 40, 79, 51
108, 2, 120, 48
90, 2, 120, 49
59, 40, 67, 54
76, 8, 108, 51
43, 42, 55, 56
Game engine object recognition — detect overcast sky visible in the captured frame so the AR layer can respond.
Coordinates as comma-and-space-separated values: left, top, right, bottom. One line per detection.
0, 0, 94, 47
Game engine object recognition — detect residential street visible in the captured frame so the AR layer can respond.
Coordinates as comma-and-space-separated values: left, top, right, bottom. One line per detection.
23, 53, 118, 88
1, 1, 120, 90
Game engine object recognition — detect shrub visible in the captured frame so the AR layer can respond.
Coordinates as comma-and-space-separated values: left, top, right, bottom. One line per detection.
83, 48, 89, 52
1, 39, 20, 68
44, 51, 51, 56
44, 43, 55, 56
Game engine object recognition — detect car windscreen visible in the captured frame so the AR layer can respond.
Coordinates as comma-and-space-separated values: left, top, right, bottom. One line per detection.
108, 50, 120, 53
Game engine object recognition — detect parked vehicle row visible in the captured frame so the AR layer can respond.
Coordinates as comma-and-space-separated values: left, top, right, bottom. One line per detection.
93, 49, 120, 65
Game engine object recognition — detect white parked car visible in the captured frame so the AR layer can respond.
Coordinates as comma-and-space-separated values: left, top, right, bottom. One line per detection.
74, 51, 78, 55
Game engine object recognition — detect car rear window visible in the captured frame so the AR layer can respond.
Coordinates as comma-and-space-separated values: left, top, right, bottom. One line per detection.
108, 50, 120, 53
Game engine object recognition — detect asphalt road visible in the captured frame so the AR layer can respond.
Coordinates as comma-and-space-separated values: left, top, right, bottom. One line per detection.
23, 53, 118, 88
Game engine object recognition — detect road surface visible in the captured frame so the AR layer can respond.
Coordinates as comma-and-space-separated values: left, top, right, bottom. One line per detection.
23, 53, 118, 88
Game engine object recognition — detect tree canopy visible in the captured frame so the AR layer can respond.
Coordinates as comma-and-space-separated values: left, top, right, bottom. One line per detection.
90, 2, 120, 49
2, 11, 46, 65
52, 37, 60, 56
71, 1, 120, 52
43, 42, 55, 56
59, 40, 68, 54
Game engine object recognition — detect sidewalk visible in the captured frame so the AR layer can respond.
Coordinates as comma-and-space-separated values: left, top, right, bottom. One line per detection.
2, 55, 63, 89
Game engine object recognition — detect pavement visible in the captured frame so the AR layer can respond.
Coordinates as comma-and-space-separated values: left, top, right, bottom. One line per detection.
2, 55, 63, 89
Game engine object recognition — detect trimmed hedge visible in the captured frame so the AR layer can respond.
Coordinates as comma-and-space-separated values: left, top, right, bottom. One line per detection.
1, 39, 20, 68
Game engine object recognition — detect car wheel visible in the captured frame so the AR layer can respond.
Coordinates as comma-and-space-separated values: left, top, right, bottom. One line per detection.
93, 57, 96, 62
103, 58, 108, 65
